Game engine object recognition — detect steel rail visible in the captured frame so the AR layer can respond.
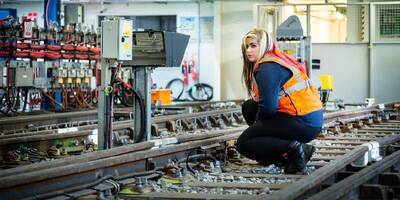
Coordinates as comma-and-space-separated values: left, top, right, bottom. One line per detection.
0, 100, 243, 132
0, 141, 155, 177
0, 110, 98, 132
323, 107, 379, 119
0, 107, 242, 145
0, 131, 91, 146
0, 127, 246, 178
308, 149, 400, 200
0, 128, 245, 200
266, 134, 400, 200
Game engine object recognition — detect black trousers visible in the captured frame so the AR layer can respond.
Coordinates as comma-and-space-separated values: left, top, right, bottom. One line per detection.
236, 100, 321, 164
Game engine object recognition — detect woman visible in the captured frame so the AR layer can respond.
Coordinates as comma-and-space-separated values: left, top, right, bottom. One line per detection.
236, 28, 323, 174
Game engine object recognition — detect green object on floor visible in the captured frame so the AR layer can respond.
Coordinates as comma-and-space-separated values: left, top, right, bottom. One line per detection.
119, 187, 141, 195
159, 176, 182, 184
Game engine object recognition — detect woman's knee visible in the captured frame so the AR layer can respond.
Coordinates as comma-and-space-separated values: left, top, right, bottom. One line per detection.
235, 133, 247, 154
242, 99, 258, 125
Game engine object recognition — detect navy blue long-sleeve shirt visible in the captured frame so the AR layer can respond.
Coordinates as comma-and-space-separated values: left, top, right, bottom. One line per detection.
254, 62, 323, 128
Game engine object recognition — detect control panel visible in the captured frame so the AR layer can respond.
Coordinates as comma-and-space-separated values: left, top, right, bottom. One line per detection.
101, 19, 133, 60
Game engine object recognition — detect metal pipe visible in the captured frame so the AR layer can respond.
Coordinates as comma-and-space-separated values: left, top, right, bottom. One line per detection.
197, 0, 201, 85
368, 3, 374, 99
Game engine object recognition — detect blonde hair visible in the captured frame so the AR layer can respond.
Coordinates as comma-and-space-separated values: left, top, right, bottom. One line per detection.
241, 28, 273, 96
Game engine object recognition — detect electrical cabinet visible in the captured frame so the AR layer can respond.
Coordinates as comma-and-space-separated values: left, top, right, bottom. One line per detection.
32, 61, 51, 88
101, 19, 133, 60
8, 61, 33, 87
15, 68, 34, 87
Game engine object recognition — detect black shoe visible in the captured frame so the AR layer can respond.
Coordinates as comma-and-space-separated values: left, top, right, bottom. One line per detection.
284, 141, 309, 174
305, 144, 316, 161
227, 146, 241, 162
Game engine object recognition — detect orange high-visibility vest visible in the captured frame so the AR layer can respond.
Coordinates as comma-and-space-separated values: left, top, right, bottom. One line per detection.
251, 54, 322, 116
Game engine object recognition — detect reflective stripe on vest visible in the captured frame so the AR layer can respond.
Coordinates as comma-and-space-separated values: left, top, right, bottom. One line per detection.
279, 79, 313, 97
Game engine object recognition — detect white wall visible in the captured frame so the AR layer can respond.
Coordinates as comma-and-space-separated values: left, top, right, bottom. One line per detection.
220, 1, 259, 100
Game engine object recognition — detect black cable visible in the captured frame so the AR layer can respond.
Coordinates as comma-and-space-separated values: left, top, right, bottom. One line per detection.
0, 91, 11, 117
120, 84, 133, 107
3, 88, 12, 114
14, 88, 21, 113
105, 66, 120, 149
6, 87, 19, 114
188, 83, 213, 101
183, 149, 217, 175
0, 90, 6, 108
22, 88, 28, 112
165, 78, 184, 100
111, 68, 146, 143
128, 87, 146, 142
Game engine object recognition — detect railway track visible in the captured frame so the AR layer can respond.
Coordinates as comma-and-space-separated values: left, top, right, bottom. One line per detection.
0, 100, 243, 167
0, 99, 243, 134
0, 102, 398, 200
0, 108, 244, 164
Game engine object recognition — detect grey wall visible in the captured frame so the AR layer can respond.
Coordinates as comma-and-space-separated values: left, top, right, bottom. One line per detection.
312, 44, 369, 103
371, 44, 400, 103
313, 43, 400, 104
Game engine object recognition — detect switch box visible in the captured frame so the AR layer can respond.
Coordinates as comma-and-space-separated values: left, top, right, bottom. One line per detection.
57, 68, 68, 77
85, 69, 93, 77
101, 19, 133, 60
15, 68, 34, 87
32, 61, 50, 88
68, 69, 77, 77
77, 69, 85, 78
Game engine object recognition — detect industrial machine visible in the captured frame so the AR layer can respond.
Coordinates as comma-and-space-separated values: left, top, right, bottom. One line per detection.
276, 16, 335, 109
0, 16, 100, 115
98, 18, 189, 149
276, 15, 312, 77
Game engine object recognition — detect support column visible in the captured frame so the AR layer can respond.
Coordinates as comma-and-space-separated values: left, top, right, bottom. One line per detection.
133, 67, 152, 142
98, 59, 109, 150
